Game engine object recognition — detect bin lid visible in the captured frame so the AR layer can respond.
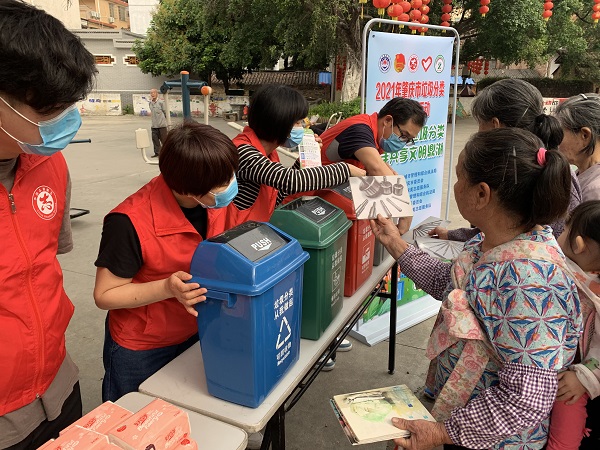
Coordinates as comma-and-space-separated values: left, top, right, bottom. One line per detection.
189, 221, 309, 296
318, 182, 357, 220
270, 197, 352, 249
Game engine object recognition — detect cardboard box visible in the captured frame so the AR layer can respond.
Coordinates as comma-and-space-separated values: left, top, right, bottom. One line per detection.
61, 401, 132, 435
108, 398, 191, 450
38, 426, 108, 449
175, 435, 198, 450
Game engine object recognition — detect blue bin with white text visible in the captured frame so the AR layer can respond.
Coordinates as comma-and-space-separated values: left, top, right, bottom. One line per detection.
190, 221, 309, 408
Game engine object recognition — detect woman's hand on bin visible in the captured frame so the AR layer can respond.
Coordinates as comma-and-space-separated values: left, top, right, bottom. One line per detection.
370, 214, 409, 260
391, 418, 453, 449
165, 271, 207, 317
347, 163, 366, 177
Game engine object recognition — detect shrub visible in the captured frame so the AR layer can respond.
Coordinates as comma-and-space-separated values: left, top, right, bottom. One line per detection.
122, 104, 134, 115
309, 98, 362, 121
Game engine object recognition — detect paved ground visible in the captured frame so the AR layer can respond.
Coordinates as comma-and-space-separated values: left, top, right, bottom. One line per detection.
57, 114, 478, 449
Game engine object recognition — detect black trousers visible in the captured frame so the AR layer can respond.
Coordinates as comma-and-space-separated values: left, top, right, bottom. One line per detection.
151, 127, 168, 156
6, 382, 82, 450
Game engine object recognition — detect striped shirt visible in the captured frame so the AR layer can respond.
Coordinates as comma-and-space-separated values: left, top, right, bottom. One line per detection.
233, 144, 350, 210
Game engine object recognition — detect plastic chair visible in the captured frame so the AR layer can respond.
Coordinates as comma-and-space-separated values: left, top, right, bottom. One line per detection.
325, 112, 343, 129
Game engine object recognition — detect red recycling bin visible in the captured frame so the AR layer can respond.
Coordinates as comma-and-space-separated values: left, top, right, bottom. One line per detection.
314, 183, 375, 297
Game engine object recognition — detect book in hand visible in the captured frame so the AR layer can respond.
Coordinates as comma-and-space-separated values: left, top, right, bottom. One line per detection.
330, 384, 435, 445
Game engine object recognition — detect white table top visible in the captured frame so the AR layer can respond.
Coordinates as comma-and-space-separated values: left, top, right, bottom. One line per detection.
116, 392, 248, 450
139, 255, 396, 433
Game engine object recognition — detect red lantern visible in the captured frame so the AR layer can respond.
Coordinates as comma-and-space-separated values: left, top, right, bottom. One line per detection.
420, 13, 429, 23
387, 3, 402, 19
480, 0, 490, 17
400, 0, 411, 12
420, 4, 430, 14
399, 12, 410, 23
594, 3, 600, 11
441, 1, 452, 29
409, 8, 422, 21
411, 0, 422, 8
594, 11, 600, 24
542, 1, 553, 21
419, 26, 428, 35
409, 20, 420, 33
373, 0, 391, 16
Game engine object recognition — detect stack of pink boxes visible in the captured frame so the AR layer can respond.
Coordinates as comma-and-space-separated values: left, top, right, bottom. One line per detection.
37, 398, 198, 449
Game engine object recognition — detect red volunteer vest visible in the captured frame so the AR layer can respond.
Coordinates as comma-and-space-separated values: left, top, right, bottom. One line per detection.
319, 112, 381, 169
224, 127, 280, 228
108, 175, 227, 351
0, 153, 72, 415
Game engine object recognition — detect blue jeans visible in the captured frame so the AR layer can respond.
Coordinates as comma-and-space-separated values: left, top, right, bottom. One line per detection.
102, 315, 199, 402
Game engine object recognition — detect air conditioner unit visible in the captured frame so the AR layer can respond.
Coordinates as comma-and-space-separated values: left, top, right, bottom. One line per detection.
108, 17, 115, 23
90, 11, 99, 19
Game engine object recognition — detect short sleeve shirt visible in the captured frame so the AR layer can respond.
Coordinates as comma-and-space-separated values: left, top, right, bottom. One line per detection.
325, 124, 377, 161
95, 206, 207, 277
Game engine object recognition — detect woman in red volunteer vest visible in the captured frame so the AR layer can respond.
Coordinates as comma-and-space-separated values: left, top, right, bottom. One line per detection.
319, 97, 427, 175
228, 83, 365, 227
93, 122, 238, 401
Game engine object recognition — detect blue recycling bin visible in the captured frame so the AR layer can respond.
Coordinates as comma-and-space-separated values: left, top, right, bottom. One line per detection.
190, 221, 309, 408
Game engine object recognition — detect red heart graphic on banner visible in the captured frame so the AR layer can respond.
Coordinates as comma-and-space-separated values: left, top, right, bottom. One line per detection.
422, 56, 433, 72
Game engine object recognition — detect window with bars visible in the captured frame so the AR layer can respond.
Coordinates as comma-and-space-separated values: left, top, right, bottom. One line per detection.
118, 6, 126, 21
94, 55, 116, 65
109, 4, 115, 18
123, 55, 139, 66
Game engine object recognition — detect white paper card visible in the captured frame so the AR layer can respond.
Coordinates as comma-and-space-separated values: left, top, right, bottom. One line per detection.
349, 176, 413, 220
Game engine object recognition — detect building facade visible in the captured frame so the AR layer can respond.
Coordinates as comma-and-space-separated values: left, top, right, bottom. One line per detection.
128, 0, 158, 35
23, 0, 81, 28
79, 0, 130, 30
70, 29, 169, 114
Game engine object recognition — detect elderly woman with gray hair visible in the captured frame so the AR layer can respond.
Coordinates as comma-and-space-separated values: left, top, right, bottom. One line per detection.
554, 93, 600, 202
430, 78, 581, 241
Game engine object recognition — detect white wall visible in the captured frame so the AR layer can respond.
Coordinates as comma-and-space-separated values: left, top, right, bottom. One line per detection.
25, 0, 81, 29
128, 0, 159, 35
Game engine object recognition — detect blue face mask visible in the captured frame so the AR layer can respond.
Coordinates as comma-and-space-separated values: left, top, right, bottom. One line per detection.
192, 177, 238, 209
380, 122, 411, 154
283, 127, 304, 148
381, 132, 407, 154
0, 97, 82, 156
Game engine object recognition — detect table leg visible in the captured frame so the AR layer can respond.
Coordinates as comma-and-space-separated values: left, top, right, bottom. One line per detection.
261, 423, 272, 450
269, 405, 286, 450
388, 262, 399, 374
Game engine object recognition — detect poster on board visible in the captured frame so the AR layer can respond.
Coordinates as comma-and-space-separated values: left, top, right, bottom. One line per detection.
350, 31, 455, 346
366, 31, 454, 226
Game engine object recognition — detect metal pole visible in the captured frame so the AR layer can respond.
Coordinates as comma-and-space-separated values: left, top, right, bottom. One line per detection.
163, 91, 172, 128
201, 86, 212, 126
180, 71, 191, 121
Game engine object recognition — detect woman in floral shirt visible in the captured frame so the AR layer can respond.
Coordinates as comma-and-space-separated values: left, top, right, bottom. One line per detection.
371, 128, 582, 450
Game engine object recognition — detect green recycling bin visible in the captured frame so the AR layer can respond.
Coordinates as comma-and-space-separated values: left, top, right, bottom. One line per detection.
270, 197, 352, 340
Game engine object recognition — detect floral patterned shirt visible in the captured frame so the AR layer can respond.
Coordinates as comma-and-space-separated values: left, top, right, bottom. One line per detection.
417, 228, 581, 449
